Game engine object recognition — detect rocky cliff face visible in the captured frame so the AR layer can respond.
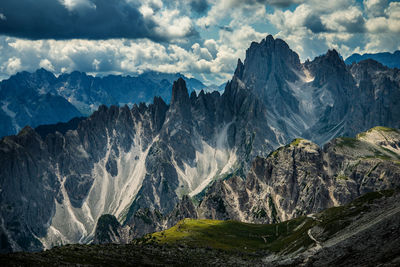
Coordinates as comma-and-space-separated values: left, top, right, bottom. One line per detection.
348, 59, 400, 134
228, 36, 400, 146
197, 127, 400, 224
1, 35, 400, 252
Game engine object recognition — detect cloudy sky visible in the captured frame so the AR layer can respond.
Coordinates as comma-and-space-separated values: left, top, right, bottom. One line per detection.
0, 0, 399, 84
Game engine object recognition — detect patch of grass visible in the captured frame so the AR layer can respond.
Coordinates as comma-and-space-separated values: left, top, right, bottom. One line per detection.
144, 190, 398, 255
268, 148, 281, 158
267, 139, 302, 159
357, 126, 399, 139
356, 132, 367, 138
336, 137, 360, 148
336, 174, 349, 180
290, 138, 304, 147
353, 190, 394, 204
146, 218, 313, 253
368, 126, 398, 133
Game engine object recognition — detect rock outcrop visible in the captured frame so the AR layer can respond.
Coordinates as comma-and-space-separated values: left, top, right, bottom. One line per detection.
197, 127, 400, 224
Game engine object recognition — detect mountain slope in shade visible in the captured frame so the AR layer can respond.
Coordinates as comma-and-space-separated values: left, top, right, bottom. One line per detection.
0, 70, 207, 137
345, 50, 400, 69
1, 35, 400, 253
2, 189, 399, 266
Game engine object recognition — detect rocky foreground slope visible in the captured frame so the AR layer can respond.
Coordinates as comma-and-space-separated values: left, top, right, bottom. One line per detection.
1, 35, 400, 253
2, 190, 399, 266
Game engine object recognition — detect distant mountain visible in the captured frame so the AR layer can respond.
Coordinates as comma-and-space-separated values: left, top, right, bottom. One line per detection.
1, 35, 400, 254
0, 70, 208, 137
345, 50, 400, 69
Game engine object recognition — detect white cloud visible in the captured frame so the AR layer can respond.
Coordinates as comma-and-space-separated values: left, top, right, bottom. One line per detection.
196, 0, 272, 28
59, 0, 96, 11
0, 36, 235, 85
365, 16, 389, 32
192, 43, 213, 60
153, 9, 195, 40
0, 0, 398, 84
39, 59, 55, 72
266, 0, 399, 60
322, 6, 365, 33
364, 0, 388, 17
365, 2, 400, 33
0, 13, 6, 20
2, 57, 22, 74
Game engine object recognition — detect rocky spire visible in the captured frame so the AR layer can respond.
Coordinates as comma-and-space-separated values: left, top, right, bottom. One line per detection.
171, 78, 190, 106
168, 77, 192, 122
234, 58, 244, 80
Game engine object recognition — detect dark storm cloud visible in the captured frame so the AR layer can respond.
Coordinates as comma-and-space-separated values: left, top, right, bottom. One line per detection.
304, 14, 327, 33
267, 0, 303, 8
190, 0, 210, 14
0, 0, 185, 41
239, 0, 302, 8
219, 25, 233, 32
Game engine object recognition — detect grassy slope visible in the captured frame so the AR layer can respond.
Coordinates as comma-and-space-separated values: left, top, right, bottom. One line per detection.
143, 218, 314, 253
1, 191, 397, 266
142, 190, 396, 254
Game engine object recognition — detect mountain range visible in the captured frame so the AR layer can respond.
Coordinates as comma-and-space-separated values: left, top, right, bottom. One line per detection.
345, 50, 400, 69
0, 70, 215, 138
0, 35, 400, 254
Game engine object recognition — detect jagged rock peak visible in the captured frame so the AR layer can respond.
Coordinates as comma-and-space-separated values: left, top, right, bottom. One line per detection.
152, 96, 167, 107
306, 49, 347, 73
34, 68, 56, 79
324, 49, 344, 64
17, 126, 36, 137
239, 34, 301, 86
171, 77, 189, 105
259, 34, 290, 50
234, 58, 244, 79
